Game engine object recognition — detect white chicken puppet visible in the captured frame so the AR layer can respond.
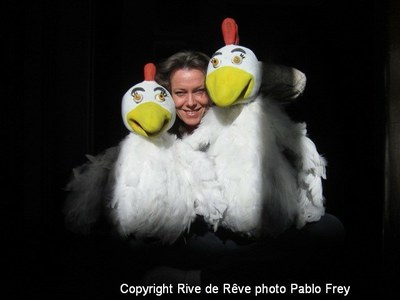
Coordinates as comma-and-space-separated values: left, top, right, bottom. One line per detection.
185, 18, 327, 238
110, 63, 225, 244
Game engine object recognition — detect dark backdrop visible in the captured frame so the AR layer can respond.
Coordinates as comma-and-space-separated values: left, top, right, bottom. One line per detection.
9, 0, 397, 298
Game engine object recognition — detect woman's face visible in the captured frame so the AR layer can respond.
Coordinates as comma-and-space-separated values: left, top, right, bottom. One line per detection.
170, 68, 211, 129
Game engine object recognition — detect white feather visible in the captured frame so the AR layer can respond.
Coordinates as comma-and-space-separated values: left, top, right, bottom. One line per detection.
185, 95, 326, 237
110, 132, 225, 244
259, 100, 327, 226
173, 140, 227, 231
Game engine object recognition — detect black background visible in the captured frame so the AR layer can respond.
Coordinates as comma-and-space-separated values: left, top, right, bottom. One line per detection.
8, 0, 397, 298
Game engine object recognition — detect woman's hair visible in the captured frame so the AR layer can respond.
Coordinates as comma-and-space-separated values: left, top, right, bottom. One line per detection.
155, 50, 210, 92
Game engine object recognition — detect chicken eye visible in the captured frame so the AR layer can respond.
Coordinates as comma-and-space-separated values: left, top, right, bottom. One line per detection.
132, 91, 143, 103
156, 91, 166, 102
211, 57, 221, 68
231, 55, 243, 65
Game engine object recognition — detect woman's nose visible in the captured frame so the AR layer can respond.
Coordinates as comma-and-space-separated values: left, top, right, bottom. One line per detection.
186, 93, 196, 106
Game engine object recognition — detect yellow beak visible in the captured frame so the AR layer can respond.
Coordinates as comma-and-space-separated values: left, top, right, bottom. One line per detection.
126, 102, 172, 137
206, 66, 256, 107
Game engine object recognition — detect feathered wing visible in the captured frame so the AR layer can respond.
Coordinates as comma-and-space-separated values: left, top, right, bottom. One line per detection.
295, 136, 327, 224
262, 97, 326, 226
110, 133, 196, 245
260, 63, 307, 102
63, 146, 120, 234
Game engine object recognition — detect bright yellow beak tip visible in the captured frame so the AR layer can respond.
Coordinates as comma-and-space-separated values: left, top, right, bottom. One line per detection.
126, 102, 171, 137
206, 67, 255, 107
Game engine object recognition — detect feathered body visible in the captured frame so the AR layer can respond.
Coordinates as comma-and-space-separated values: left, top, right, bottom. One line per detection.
64, 63, 225, 244
185, 18, 326, 238
185, 96, 326, 237
110, 132, 225, 244
111, 132, 191, 243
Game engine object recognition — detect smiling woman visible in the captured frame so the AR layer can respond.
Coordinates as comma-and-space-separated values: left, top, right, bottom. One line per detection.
170, 68, 210, 129
155, 51, 212, 136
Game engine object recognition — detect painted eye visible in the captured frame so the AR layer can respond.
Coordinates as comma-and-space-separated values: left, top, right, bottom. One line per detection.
132, 91, 143, 103
231, 55, 243, 65
156, 91, 167, 102
211, 57, 221, 68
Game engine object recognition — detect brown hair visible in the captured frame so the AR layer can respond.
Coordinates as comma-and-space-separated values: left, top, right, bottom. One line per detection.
155, 50, 210, 92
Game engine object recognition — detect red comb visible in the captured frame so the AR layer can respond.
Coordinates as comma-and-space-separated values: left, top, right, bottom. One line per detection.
144, 63, 156, 81
222, 18, 239, 45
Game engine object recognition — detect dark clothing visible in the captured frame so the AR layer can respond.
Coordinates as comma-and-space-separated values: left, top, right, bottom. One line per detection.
129, 213, 345, 286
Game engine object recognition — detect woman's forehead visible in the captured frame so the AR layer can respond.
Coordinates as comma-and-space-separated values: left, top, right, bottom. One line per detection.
171, 69, 205, 88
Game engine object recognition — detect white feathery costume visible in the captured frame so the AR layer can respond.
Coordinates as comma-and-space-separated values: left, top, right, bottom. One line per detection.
112, 63, 225, 244
185, 18, 326, 238
64, 63, 225, 244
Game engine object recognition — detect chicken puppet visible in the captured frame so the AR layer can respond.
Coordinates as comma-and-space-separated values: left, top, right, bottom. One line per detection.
185, 18, 327, 238
64, 63, 226, 244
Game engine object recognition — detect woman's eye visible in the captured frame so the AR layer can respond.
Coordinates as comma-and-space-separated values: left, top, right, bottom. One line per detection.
195, 89, 206, 97
132, 92, 143, 103
211, 57, 221, 68
231, 55, 243, 65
